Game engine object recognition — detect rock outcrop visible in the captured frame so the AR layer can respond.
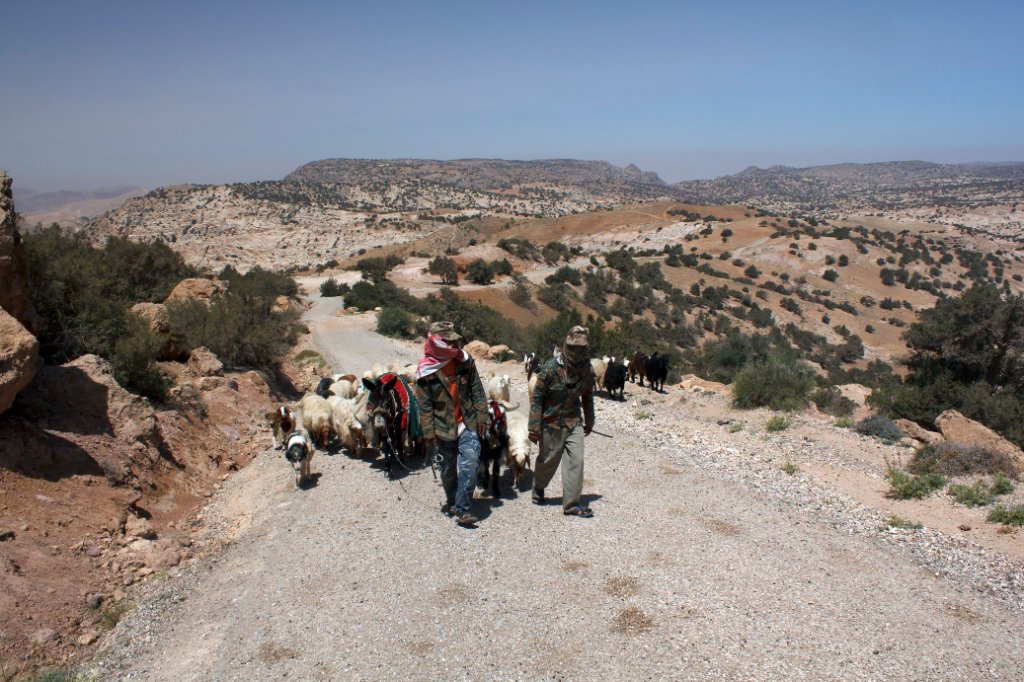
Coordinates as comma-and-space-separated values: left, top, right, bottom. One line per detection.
463, 340, 491, 360
0, 309, 39, 414
165, 277, 226, 305
187, 347, 224, 377
894, 419, 943, 446
0, 172, 40, 414
678, 374, 731, 395
0, 171, 37, 330
935, 410, 1023, 465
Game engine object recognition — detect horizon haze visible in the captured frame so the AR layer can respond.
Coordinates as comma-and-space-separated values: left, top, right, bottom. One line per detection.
2, 1, 1023, 192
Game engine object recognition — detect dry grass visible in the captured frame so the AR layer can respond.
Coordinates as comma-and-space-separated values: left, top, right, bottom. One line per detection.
610, 606, 653, 634
436, 583, 473, 607
910, 443, 1020, 479
604, 576, 641, 598
562, 561, 590, 573
944, 603, 985, 624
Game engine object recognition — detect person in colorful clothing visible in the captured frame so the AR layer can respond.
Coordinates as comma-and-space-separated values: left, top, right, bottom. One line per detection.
414, 321, 489, 526
528, 325, 596, 517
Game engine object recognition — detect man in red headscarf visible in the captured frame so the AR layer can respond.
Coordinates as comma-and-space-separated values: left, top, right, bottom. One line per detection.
414, 321, 488, 526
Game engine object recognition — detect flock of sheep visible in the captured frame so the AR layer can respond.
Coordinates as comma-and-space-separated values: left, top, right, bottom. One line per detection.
267, 360, 531, 490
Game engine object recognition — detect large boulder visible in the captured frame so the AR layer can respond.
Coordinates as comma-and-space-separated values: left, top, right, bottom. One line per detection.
187, 347, 224, 377
0, 307, 39, 414
0, 171, 39, 332
678, 374, 730, 396
463, 340, 491, 361
129, 302, 169, 334
895, 419, 943, 446
935, 410, 1023, 465
165, 277, 226, 305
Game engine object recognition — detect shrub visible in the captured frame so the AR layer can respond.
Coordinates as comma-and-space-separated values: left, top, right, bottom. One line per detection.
854, 415, 904, 442
885, 466, 946, 500
822, 268, 839, 282
509, 275, 532, 307
376, 306, 415, 338
727, 422, 744, 433
781, 460, 799, 474
733, 357, 815, 411
812, 386, 857, 418
466, 259, 495, 285
765, 414, 791, 432
111, 315, 171, 402
886, 515, 923, 530
908, 442, 1019, 478
537, 283, 572, 309
835, 416, 855, 428
428, 256, 459, 285
545, 265, 582, 286
294, 349, 323, 366
948, 480, 994, 507
988, 504, 1024, 526
320, 277, 347, 297
991, 473, 1016, 495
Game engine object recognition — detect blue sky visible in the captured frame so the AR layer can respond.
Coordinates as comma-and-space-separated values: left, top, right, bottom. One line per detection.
2, 0, 1022, 191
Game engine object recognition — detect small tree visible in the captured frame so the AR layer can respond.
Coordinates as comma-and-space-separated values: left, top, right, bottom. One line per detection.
320, 277, 347, 297
428, 256, 459, 285
466, 259, 495, 285
823, 268, 839, 282
509, 274, 532, 307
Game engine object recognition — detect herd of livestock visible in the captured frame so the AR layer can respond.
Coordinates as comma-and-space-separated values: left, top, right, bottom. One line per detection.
269, 349, 670, 490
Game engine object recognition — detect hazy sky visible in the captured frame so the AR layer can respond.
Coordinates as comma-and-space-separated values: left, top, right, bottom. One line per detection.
2, 0, 1023, 191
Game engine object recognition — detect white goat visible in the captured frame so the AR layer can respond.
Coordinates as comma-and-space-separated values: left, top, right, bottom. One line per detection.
590, 358, 608, 385
298, 394, 333, 450
486, 374, 511, 403
505, 410, 532, 488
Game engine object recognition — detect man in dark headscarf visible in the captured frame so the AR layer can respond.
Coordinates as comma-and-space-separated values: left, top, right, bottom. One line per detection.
528, 325, 596, 517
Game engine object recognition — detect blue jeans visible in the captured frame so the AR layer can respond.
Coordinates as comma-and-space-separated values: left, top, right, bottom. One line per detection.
437, 428, 481, 514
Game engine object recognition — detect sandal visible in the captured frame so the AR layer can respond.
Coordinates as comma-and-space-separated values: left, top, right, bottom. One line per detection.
563, 505, 593, 518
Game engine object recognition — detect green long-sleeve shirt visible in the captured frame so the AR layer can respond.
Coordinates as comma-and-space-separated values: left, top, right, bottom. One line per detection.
529, 355, 595, 435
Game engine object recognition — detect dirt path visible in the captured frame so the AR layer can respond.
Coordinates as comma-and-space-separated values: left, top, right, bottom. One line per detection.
90, 302, 1024, 680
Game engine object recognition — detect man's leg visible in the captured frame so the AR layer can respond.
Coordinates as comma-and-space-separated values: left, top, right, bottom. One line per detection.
560, 423, 586, 510
534, 425, 568, 494
454, 429, 481, 514
437, 438, 459, 512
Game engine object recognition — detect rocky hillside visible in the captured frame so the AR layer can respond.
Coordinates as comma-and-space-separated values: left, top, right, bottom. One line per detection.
674, 161, 1024, 239
81, 160, 674, 272
285, 158, 668, 193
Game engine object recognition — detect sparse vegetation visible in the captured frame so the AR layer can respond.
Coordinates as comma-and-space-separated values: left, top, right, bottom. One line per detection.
765, 414, 791, 432
782, 460, 799, 475
909, 443, 1020, 479
885, 515, 923, 530
885, 465, 946, 500
320, 277, 346, 297
854, 415, 904, 442
987, 504, 1024, 526
733, 357, 815, 411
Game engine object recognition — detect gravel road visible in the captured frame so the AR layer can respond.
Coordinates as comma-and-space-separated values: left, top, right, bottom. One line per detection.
90, 300, 1024, 681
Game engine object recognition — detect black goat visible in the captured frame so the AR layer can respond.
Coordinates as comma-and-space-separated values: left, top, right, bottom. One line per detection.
477, 401, 508, 498
603, 361, 628, 401
647, 353, 669, 392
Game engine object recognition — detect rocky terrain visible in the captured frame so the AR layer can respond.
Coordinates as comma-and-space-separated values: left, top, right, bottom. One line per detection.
674, 161, 1024, 239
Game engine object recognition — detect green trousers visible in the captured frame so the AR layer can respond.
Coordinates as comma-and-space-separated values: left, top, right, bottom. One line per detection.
534, 422, 585, 509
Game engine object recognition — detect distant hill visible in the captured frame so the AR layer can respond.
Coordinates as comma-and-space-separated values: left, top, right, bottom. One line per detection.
285, 158, 667, 194
18, 186, 146, 228
16, 186, 144, 213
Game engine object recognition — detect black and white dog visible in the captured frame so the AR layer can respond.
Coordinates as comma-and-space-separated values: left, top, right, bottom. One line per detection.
284, 431, 313, 488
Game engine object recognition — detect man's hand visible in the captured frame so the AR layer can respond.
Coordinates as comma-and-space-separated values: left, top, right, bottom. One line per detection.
528, 431, 540, 444
584, 423, 593, 436
477, 424, 488, 441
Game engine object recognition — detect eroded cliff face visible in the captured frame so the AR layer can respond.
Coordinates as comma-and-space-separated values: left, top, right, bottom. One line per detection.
0, 171, 40, 414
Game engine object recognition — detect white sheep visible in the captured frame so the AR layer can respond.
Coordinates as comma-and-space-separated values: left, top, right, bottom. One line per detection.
505, 410, 532, 489
329, 379, 356, 399
298, 394, 333, 450
327, 395, 360, 452
590, 357, 608, 385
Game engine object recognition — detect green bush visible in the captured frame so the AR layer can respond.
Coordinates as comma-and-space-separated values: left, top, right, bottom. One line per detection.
428, 256, 459, 285
947, 480, 994, 507
466, 259, 495, 285
320, 277, 347, 297
111, 315, 171, 402
811, 386, 857, 418
854, 415, 904, 442
537, 283, 572, 309
988, 504, 1024, 526
733, 356, 815, 411
765, 414, 791, 432
376, 306, 415, 338
509, 275, 532, 307
885, 466, 946, 500
991, 473, 1016, 495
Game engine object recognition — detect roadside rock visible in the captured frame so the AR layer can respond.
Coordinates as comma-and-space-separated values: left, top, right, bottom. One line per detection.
0, 307, 39, 414
678, 374, 730, 395
125, 517, 156, 540
187, 347, 224, 377
165, 277, 226, 305
895, 419, 943, 446
486, 344, 511, 360
464, 340, 491, 360
935, 410, 1023, 464
66, 355, 162, 448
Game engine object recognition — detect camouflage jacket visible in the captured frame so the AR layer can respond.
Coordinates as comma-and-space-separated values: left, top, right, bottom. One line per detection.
529, 356, 595, 434
414, 358, 488, 442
